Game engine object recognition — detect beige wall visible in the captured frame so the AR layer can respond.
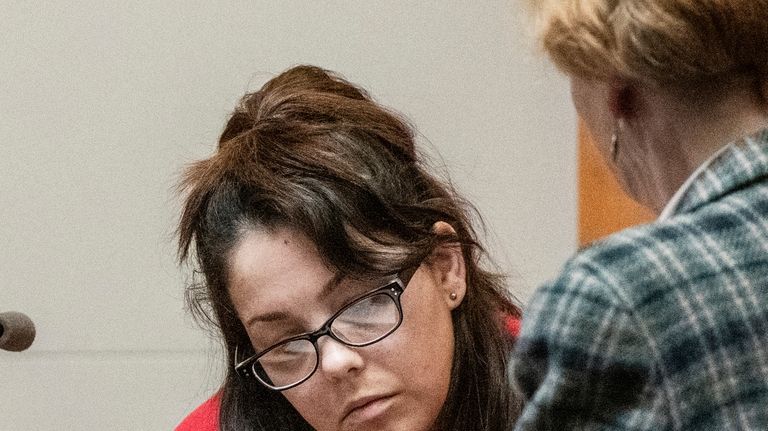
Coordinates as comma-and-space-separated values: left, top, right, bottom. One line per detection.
0, 1, 576, 428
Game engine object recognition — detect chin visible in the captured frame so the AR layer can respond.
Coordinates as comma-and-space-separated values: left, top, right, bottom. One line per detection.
339, 403, 432, 431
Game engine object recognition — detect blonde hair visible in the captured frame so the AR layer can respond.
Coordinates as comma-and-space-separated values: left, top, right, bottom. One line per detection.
531, 0, 768, 93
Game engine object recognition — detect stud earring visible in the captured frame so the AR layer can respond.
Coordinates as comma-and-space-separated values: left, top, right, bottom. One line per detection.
449, 292, 458, 300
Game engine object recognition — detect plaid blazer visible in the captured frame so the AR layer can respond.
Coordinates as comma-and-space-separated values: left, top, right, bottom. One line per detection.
512, 129, 768, 430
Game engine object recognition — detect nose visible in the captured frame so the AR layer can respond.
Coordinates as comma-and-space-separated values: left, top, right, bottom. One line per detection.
316, 336, 365, 380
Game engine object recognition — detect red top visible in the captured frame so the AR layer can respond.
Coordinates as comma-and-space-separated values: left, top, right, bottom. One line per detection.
175, 316, 521, 431
176, 392, 221, 431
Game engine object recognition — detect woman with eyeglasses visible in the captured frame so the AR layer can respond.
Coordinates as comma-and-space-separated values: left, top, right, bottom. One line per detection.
174, 65, 523, 431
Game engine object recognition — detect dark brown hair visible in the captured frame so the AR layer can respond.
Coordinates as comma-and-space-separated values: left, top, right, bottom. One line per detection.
177, 65, 522, 430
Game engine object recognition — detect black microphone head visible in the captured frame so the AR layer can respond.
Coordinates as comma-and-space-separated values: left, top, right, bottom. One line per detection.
0, 311, 36, 352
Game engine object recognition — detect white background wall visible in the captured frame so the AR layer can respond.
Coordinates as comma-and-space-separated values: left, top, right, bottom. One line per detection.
0, 1, 576, 429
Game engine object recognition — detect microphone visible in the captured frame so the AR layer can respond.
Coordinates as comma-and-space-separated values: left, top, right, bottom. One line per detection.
0, 311, 36, 352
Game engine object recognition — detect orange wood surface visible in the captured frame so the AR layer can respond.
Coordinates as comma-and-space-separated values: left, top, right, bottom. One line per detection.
578, 122, 654, 246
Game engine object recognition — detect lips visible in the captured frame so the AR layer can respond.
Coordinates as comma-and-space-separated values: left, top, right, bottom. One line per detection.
342, 393, 396, 423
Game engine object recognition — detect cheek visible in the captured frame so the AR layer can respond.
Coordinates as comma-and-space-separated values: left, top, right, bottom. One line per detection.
400, 292, 455, 372
571, 80, 614, 160
281, 379, 335, 429
580, 111, 613, 159
390, 291, 456, 421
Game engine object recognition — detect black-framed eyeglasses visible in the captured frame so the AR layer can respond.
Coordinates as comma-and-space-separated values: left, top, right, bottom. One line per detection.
234, 266, 419, 391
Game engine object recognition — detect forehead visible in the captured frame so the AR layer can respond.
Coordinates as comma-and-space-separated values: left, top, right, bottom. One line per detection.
229, 227, 320, 282
227, 227, 331, 315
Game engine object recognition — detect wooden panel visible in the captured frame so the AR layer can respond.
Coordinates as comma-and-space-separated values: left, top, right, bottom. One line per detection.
578, 122, 654, 246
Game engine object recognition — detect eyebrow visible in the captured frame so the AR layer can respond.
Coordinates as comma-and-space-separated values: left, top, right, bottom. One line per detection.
246, 310, 291, 325
320, 272, 347, 298
244, 274, 346, 328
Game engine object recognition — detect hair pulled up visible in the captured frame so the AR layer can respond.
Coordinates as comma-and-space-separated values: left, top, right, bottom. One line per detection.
176, 65, 522, 430
531, 0, 768, 94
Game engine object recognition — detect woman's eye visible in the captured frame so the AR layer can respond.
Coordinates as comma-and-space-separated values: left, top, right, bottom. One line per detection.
261, 341, 313, 365
338, 294, 394, 322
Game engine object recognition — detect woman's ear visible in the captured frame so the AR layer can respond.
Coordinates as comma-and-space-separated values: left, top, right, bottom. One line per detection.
430, 221, 467, 310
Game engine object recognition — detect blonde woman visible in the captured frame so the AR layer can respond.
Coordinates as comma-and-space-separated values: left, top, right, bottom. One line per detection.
513, 1, 768, 429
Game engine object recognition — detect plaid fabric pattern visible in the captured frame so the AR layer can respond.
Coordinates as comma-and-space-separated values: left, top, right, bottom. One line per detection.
512, 129, 768, 430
